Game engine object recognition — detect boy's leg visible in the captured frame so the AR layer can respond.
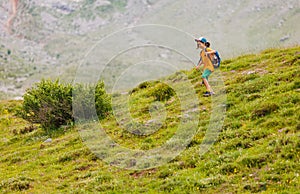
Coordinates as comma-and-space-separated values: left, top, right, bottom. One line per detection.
201, 69, 214, 96
202, 78, 213, 93
201, 69, 213, 91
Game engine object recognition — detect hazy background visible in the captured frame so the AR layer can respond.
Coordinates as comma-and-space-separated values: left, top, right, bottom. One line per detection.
0, 0, 299, 99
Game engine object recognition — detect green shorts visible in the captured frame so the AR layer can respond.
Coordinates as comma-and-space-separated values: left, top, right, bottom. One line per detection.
201, 69, 212, 80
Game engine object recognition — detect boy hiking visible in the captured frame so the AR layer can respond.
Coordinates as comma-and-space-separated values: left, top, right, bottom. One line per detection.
195, 37, 216, 97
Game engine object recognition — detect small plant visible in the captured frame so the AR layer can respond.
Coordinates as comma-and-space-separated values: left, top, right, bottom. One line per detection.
252, 102, 279, 118
12, 125, 37, 135
0, 177, 33, 192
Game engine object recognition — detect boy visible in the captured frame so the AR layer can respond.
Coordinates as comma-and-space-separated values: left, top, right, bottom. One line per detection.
195, 37, 216, 97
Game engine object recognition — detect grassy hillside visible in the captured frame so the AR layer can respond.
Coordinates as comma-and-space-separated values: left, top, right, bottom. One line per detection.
0, 46, 299, 193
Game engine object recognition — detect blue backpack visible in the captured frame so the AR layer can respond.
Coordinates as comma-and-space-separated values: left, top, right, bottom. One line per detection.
205, 48, 221, 68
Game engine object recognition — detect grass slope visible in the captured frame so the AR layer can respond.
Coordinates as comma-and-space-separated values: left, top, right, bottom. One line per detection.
0, 46, 299, 193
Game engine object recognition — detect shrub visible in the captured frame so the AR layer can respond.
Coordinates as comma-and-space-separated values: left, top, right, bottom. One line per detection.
95, 81, 112, 119
73, 81, 112, 121
148, 83, 175, 101
129, 80, 158, 94
21, 79, 112, 130
72, 83, 94, 121
21, 79, 73, 129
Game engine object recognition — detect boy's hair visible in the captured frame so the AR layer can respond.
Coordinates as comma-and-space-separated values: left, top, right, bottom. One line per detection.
196, 41, 210, 49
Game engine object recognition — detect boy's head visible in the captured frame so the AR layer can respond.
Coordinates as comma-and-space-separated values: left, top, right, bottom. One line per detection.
195, 37, 207, 49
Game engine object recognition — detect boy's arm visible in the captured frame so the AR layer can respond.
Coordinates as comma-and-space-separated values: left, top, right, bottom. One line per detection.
205, 48, 216, 55
195, 58, 203, 69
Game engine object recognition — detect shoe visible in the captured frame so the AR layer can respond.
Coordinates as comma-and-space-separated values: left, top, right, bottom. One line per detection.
203, 91, 210, 96
203, 91, 214, 97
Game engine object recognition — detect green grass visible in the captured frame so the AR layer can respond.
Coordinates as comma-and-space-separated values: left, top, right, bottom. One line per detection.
0, 46, 300, 193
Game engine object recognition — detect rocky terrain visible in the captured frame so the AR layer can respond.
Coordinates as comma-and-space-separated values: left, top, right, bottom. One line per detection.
0, 0, 299, 99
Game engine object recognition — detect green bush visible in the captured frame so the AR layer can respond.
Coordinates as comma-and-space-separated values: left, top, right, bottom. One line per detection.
73, 81, 112, 121
129, 80, 158, 94
21, 79, 73, 129
21, 79, 112, 130
148, 83, 175, 101
94, 81, 112, 119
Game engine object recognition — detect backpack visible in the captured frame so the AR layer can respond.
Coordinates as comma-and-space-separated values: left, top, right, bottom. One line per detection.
205, 48, 221, 68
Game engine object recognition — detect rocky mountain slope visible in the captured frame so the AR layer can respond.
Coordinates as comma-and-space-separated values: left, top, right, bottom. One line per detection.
0, 0, 299, 99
